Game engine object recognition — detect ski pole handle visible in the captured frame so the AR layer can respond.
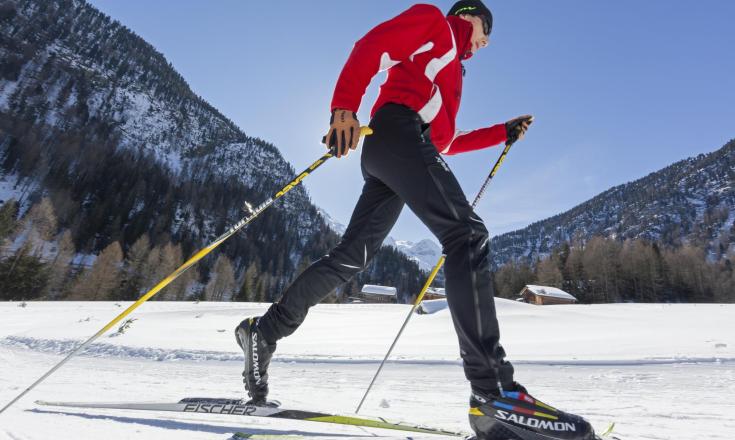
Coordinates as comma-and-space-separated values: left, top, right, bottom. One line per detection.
322, 126, 373, 153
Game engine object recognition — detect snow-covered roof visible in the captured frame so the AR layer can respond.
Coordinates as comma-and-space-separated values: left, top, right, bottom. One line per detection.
361, 284, 397, 296
425, 287, 446, 296
524, 285, 577, 301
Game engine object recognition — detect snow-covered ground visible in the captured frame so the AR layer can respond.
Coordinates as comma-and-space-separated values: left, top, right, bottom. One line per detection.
1, 300, 734, 439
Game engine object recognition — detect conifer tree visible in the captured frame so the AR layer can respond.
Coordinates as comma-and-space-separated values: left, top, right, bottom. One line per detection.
237, 262, 259, 302
0, 199, 19, 243
0, 243, 48, 300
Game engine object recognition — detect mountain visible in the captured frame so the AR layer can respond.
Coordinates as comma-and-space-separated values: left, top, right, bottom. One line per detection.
490, 139, 735, 266
317, 208, 347, 236
384, 238, 442, 272
0, 0, 425, 300
318, 209, 442, 272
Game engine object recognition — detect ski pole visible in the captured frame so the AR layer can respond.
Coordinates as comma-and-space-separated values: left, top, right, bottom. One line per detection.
355, 136, 521, 414
0, 126, 373, 416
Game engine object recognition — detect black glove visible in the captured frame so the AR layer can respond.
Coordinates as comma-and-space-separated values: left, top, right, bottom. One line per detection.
505, 115, 534, 145
324, 109, 360, 158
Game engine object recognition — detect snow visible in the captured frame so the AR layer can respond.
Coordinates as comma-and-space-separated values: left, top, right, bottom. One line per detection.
0, 300, 734, 439
0, 173, 22, 205
360, 285, 397, 297
417, 299, 448, 314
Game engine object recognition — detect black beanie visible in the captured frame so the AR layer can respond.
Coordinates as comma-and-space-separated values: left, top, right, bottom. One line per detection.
447, 0, 493, 35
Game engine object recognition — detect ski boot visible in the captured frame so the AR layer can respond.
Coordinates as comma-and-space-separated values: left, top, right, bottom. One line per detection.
468, 383, 597, 440
235, 316, 278, 407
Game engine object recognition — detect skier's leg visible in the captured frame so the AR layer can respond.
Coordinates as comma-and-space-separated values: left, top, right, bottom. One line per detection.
257, 174, 404, 344
361, 104, 513, 393
363, 104, 596, 440
237, 173, 403, 403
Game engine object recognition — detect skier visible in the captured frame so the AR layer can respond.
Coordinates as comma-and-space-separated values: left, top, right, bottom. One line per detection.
237, 2, 597, 439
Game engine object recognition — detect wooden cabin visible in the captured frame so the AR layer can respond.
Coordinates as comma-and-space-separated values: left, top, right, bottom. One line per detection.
350, 284, 397, 303
519, 285, 578, 305
423, 287, 446, 301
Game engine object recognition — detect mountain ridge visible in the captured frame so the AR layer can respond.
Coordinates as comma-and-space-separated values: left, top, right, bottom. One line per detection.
490, 139, 735, 266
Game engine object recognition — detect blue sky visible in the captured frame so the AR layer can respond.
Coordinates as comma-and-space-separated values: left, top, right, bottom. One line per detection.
88, 0, 735, 243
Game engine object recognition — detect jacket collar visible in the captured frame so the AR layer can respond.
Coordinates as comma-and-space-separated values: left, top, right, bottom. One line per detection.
447, 15, 474, 61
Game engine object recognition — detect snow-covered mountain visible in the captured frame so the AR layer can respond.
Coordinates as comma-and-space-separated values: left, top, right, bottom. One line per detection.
385, 238, 442, 272
0, 0, 426, 299
318, 209, 442, 271
317, 208, 347, 235
491, 139, 735, 267
0, 0, 316, 238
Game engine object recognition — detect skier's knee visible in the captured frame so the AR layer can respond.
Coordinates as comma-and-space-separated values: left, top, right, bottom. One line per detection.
440, 216, 489, 255
323, 247, 366, 279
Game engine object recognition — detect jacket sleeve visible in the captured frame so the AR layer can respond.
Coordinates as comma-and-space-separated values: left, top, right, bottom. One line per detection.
331, 4, 447, 113
441, 124, 508, 155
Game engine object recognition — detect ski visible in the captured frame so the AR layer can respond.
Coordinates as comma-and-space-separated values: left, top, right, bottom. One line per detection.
230, 432, 305, 440
232, 434, 303, 439
36, 398, 466, 437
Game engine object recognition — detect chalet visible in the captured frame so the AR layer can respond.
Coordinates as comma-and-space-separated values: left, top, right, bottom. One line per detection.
519, 285, 578, 305
423, 287, 446, 301
350, 284, 397, 303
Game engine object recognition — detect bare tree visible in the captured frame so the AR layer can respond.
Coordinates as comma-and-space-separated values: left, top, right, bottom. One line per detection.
536, 256, 563, 288
25, 197, 58, 257
69, 241, 123, 300
122, 234, 150, 300
45, 229, 75, 299
205, 254, 236, 302
581, 237, 621, 302
146, 241, 197, 301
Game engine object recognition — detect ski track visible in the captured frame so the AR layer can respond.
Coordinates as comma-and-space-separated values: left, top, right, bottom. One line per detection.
1, 302, 734, 439
3, 336, 734, 367
1, 349, 734, 440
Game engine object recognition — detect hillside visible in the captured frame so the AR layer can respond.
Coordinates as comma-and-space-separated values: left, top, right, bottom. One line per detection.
491, 139, 735, 266
0, 0, 425, 301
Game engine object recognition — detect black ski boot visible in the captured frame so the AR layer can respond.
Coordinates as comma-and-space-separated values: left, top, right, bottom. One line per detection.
468, 383, 597, 440
234, 317, 277, 407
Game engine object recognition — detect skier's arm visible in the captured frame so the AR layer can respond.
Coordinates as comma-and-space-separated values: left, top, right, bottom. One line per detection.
440, 124, 507, 155
331, 4, 447, 113
441, 115, 533, 155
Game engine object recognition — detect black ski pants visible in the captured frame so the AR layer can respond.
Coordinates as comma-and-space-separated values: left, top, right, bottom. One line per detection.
258, 103, 514, 393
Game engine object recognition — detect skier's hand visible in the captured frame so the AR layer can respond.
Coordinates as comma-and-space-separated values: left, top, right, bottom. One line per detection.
325, 109, 360, 158
505, 115, 534, 145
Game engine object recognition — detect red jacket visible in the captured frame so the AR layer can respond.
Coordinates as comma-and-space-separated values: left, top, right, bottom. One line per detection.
331, 4, 507, 155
